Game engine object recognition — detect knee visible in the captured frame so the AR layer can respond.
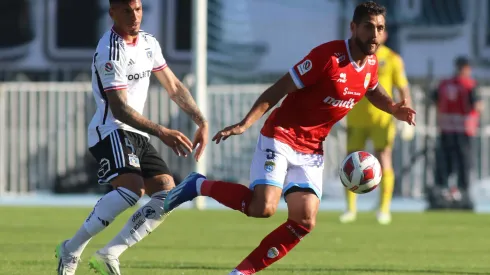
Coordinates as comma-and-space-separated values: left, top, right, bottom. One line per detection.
144, 174, 175, 195
249, 201, 278, 218
291, 216, 316, 231
111, 173, 145, 198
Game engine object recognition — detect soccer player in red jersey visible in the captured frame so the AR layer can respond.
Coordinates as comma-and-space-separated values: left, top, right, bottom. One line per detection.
165, 1, 415, 274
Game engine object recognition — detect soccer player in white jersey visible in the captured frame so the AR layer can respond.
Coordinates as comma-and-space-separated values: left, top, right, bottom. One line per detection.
55, 0, 208, 274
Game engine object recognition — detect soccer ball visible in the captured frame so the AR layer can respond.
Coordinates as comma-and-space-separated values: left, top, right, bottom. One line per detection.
339, 151, 382, 194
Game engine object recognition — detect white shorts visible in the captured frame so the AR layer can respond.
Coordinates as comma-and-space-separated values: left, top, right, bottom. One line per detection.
249, 134, 324, 199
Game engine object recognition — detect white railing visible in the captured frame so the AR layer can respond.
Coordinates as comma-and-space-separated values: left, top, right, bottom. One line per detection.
1, 82, 490, 201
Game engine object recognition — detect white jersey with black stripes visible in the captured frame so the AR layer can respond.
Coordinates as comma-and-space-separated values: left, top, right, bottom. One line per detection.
87, 28, 168, 147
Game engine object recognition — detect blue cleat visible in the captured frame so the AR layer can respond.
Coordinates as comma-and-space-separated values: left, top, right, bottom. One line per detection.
164, 172, 206, 212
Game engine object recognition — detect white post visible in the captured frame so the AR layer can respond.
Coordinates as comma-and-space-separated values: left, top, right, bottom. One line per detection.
191, 0, 208, 210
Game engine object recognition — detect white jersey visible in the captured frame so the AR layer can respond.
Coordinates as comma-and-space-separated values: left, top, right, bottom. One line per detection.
87, 28, 167, 147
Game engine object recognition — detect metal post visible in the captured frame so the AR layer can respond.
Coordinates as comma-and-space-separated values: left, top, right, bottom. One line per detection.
191, 0, 208, 210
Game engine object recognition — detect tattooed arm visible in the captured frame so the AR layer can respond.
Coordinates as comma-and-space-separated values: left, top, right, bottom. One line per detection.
106, 88, 166, 137
153, 68, 207, 127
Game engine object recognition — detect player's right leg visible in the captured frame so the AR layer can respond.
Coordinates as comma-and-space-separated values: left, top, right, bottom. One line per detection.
340, 127, 368, 223
55, 130, 144, 275
164, 134, 287, 218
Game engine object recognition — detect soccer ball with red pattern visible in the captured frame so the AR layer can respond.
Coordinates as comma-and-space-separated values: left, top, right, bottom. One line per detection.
339, 151, 382, 194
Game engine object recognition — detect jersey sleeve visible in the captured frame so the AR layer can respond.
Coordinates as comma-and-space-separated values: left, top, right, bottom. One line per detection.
367, 60, 379, 91
95, 47, 128, 92
392, 55, 409, 89
288, 45, 331, 89
152, 39, 168, 72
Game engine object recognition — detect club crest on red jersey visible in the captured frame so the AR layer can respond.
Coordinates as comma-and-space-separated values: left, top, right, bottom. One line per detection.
364, 73, 371, 89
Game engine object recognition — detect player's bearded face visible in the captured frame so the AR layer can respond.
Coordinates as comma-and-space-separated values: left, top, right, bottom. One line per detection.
354, 36, 377, 56
111, 0, 143, 36
353, 15, 385, 55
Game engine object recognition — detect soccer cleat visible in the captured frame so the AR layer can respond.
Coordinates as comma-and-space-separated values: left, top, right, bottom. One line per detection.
55, 240, 80, 275
88, 253, 121, 275
376, 212, 392, 225
339, 211, 357, 223
164, 172, 206, 212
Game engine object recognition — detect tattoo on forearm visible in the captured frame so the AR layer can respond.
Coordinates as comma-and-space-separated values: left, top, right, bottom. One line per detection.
108, 90, 163, 137
171, 83, 207, 126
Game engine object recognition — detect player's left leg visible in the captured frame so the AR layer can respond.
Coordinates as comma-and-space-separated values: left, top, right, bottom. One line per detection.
229, 153, 322, 275
372, 123, 396, 224
89, 141, 174, 274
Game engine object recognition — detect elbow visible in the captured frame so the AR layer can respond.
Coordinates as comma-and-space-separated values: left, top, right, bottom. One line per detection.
110, 107, 125, 122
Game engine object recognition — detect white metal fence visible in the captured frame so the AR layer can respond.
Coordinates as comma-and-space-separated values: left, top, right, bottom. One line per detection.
1, 82, 490, 199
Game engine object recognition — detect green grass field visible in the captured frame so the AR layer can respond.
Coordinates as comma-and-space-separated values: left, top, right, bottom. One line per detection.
0, 207, 489, 275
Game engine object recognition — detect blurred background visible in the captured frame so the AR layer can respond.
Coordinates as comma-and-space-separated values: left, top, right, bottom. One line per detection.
1, 0, 490, 212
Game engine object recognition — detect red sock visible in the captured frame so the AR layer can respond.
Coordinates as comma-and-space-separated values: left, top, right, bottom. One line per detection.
200, 180, 253, 215
235, 219, 310, 274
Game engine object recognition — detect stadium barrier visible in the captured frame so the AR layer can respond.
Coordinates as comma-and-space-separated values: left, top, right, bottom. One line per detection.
1, 82, 490, 201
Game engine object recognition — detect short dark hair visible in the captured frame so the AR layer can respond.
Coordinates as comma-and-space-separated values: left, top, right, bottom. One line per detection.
352, 1, 387, 24
455, 56, 470, 69
109, 0, 133, 5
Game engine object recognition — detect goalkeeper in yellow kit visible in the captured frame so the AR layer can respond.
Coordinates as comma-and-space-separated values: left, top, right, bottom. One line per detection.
340, 32, 412, 225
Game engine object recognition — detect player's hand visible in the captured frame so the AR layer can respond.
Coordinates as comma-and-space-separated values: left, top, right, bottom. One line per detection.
192, 123, 208, 162
212, 123, 247, 144
392, 99, 416, 126
158, 127, 193, 157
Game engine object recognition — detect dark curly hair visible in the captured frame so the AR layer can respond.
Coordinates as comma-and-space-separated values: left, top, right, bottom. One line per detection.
352, 1, 386, 24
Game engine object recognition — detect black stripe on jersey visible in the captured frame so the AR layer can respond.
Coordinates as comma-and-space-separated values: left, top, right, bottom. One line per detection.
109, 32, 113, 61
93, 52, 110, 142
109, 32, 120, 61
112, 34, 117, 61
116, 38, 120, 61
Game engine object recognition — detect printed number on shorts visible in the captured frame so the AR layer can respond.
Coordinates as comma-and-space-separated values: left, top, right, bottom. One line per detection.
125, 137, 135, 153
266, 149, 275, 160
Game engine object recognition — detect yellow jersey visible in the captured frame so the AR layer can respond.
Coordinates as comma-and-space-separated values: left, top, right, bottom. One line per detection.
347, 45, 409, 127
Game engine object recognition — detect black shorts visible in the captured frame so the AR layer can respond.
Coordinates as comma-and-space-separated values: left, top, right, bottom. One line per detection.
89, 129, 171, 184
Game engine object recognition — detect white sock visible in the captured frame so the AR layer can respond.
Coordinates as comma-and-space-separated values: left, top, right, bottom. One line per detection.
196, 178, 205, 195
229, 270, 245, 275
65, 187, 140, 256
99, 190, 170, 258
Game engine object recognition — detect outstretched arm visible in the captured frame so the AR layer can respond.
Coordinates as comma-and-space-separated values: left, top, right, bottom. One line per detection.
365, 84, 396, 114
366, 84, 416, 125
240, 73, 297, 128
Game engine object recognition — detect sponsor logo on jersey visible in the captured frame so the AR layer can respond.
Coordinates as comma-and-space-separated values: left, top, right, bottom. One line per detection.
337, 73, 347, 83
104, 61, 115, 76
297, 59, 312, 75
343, 87, 361, 96
323, 96, 355, 109
127, 70, 152, 81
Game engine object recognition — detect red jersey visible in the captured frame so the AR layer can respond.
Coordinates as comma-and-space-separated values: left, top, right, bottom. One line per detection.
436, 76, 479, 136
260, 40, 379, 154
